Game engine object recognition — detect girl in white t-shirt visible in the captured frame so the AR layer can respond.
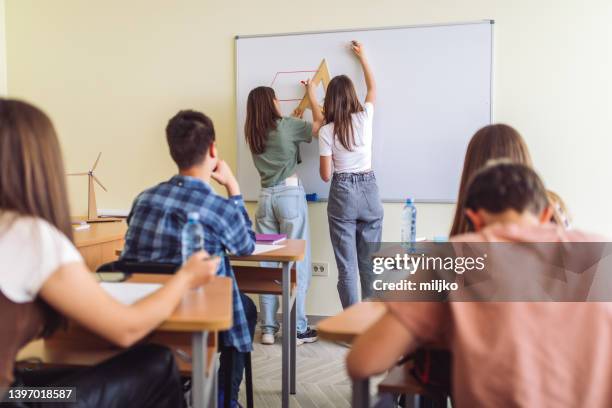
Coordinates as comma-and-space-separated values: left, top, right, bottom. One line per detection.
0, 99, 219, 406
319, 42, 384, 309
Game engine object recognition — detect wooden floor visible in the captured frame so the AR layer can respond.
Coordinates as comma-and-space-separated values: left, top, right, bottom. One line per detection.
238, 330, 353, 408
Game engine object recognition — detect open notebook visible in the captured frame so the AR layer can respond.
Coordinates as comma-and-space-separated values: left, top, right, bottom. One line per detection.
100, 282, 162, 305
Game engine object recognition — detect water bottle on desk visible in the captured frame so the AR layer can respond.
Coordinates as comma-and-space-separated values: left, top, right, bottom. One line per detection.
181, 212, 205, 263
401, 198, 417, 252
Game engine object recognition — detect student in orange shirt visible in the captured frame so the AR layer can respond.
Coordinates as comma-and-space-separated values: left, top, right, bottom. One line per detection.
347, 162, 612, 407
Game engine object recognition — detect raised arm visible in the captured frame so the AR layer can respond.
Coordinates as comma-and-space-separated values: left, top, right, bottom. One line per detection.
40, 252, 219, 348
351, 41, 376, 105
306, 79, 324, 136
212, 159, 256, 256
292, 80, 325, 137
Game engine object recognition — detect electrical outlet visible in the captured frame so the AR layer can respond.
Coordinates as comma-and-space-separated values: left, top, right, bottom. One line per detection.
312, 262, 329, 277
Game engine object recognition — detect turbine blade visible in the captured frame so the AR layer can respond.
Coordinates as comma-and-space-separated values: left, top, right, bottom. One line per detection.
92, 175, 107, 192
91, 152, 102, 172
66, 172, 88, 176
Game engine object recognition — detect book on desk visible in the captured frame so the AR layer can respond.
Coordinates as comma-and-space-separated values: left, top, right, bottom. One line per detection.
255, 233, 287, 245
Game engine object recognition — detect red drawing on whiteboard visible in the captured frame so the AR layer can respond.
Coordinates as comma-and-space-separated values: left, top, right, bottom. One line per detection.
270, 69, 317, 102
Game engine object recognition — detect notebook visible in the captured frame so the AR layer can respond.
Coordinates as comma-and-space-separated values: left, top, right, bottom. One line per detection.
255, 233, 287, 245
100, 282, 162, 305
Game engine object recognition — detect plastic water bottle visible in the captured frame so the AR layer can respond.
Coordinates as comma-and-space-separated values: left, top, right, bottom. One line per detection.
181, 212, 205, 263
401, 198, 417, 251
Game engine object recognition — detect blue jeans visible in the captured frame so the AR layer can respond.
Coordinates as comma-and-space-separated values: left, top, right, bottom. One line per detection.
255, 183, 311, 334
327, 171, 384, 309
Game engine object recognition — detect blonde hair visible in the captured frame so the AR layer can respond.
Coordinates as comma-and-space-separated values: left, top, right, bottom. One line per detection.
546, 190, 572, 229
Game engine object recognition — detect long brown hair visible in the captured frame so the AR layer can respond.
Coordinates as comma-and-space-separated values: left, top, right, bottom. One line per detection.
0, 98, 73, 335
323, 75, 363, 151
450, 124, 532, 236
245, 86, 281, 155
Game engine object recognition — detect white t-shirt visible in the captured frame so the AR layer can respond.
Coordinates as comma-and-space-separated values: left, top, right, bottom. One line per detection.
0, 212, 82, 303
319, 102, 374, 173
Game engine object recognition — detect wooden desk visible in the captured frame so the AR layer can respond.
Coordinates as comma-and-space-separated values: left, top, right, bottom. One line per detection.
318, 303, 449, 408
318, 302, 386, 408
73, 221, 127, 270
229, 239, 306, 263
18, 275, 233, 408
317, 301, 386, 343
229, 239, 305, 408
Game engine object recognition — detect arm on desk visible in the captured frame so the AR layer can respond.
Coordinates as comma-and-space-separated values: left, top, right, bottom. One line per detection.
39, 252, 219, 348
346, 311, 417, 380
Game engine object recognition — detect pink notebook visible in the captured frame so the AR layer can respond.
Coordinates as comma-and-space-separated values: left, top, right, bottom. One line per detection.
255, 233, 287, 245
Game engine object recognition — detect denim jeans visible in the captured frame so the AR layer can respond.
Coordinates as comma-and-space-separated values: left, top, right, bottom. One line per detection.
255, 183, 311, 334
327, 171, 384, 309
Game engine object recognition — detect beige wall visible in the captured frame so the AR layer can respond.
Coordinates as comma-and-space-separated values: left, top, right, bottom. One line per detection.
6, 0, 612, 315
0, 0, 6, 95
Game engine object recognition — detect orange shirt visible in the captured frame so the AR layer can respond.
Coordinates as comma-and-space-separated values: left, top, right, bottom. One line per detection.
387, 224, 612, 407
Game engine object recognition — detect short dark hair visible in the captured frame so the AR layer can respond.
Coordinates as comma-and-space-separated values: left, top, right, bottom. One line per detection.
465, 160, 548, 215
166, 110, 215, 169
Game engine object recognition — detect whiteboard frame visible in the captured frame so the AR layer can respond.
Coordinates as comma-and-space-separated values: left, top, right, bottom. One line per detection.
235, 19, 494, 40
235, 20, 495, 203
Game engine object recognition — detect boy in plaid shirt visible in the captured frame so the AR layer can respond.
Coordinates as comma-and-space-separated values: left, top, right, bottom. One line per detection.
121, 110, 256, 407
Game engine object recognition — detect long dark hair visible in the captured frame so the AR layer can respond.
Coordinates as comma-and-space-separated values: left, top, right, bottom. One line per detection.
245, 86, 281, 155
0, 99, 72, 336
323, 75, 363, 151
450, 124, 533, 236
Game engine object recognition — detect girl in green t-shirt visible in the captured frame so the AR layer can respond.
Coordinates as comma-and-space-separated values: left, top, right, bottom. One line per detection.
245, 84, 323, 345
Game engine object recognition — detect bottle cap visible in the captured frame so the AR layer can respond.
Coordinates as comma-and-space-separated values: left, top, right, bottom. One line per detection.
405, 198, 414, 205
187, 212, 200, 222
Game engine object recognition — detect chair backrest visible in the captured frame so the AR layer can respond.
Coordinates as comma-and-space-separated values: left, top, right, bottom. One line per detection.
96, 260, 180, 274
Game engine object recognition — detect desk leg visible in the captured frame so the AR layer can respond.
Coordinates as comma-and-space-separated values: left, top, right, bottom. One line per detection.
290, 283, 297, 394
192, 331, 211, 408
352, 378, 370, 408
282, 261, 292, 407
212, 356, 218, 407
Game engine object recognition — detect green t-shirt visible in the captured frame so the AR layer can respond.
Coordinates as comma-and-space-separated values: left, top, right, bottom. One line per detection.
251, 117, 313, 188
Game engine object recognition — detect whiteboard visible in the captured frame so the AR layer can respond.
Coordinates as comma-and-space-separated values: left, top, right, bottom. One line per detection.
236, 21, 493, 202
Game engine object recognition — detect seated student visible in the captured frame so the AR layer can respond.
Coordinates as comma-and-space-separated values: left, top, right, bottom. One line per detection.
120, 110, 256, 407
450, 123, 532, 236
451, 123, 572, 232
346, 162, 612, 407
0, 99, 219, 407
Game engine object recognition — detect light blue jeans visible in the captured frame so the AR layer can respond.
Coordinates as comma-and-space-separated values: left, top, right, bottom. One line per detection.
255, 183, 311, 334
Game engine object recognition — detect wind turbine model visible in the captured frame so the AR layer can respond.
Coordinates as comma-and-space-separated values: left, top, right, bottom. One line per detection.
67, 152, 119, 223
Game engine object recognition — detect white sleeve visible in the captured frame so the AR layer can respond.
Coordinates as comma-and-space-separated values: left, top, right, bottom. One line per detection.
0, 217, 82, 303
318, 125, 333, 156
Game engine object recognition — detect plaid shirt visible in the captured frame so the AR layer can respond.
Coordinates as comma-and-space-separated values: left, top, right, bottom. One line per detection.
121, 175, 255, 352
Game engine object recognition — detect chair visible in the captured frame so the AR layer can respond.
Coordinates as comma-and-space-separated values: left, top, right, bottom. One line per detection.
96, 261, 254, 408
378, 355, 450, 408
